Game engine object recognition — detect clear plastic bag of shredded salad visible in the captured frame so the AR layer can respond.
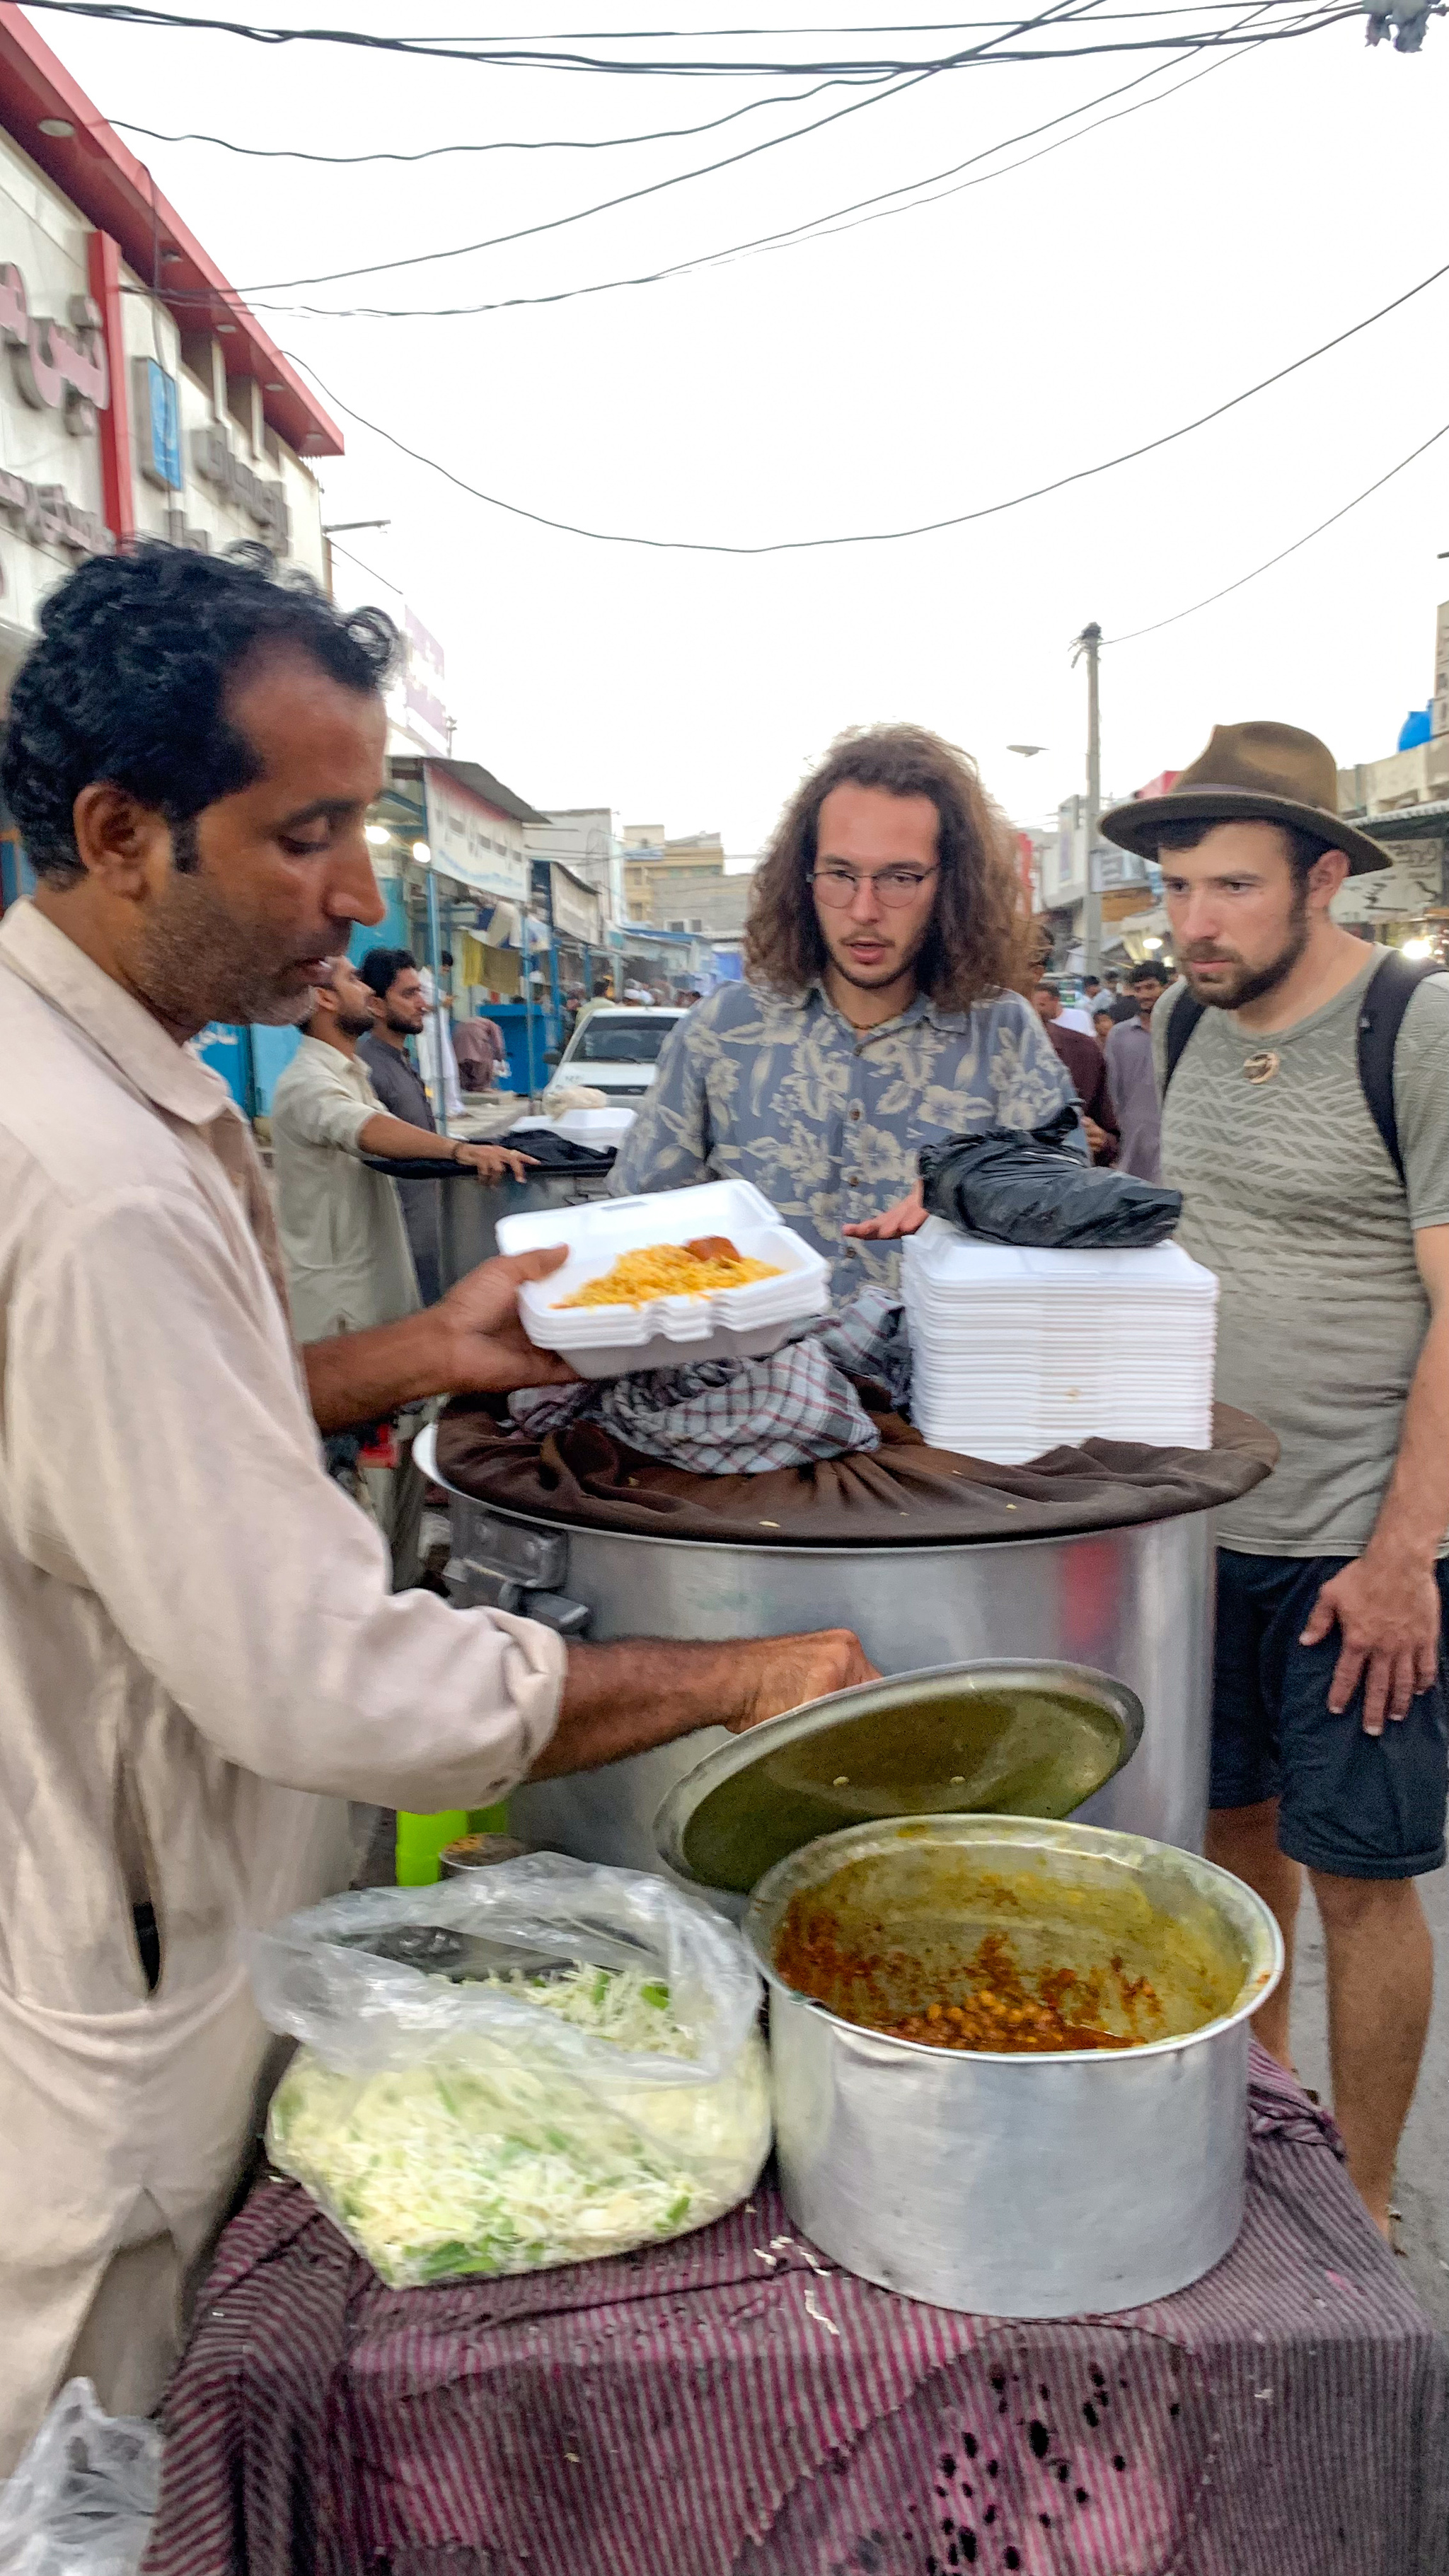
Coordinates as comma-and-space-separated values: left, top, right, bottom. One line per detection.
249, 1854, 770, 2287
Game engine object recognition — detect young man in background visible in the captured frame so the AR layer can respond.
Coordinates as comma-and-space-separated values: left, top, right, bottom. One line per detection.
1104, 959, 1170, 1179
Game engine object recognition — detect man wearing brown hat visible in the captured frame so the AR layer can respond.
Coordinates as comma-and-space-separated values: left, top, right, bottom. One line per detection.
1102, 722, 1449, 2235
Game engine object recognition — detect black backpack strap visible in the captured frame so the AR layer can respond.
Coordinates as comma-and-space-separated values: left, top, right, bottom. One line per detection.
1356, 951, 1442, 1186
1161, 985, 1206, 1095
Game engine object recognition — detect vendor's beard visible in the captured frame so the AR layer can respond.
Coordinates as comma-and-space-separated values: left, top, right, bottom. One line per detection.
134, 873, 344, 1031
1182, 886, 1310, 1011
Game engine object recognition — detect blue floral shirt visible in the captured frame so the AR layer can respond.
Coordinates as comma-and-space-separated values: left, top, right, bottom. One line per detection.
611, 978, 1077, 1298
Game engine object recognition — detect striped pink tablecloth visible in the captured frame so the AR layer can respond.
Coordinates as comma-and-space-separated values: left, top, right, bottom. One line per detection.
142, 2046, 1447, 2576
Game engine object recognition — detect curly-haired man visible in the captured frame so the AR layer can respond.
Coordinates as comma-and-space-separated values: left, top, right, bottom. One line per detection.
613, 725, 1075, 1293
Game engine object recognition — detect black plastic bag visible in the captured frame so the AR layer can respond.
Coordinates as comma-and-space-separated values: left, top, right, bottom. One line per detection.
919, 1106, 1182, 1248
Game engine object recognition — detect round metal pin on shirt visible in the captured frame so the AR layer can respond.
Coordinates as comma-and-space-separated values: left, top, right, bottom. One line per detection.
1242, 1050, 1281, 1085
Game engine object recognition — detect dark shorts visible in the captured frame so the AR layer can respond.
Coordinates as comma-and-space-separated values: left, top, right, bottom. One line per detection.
1211, 1548, 1449, 1880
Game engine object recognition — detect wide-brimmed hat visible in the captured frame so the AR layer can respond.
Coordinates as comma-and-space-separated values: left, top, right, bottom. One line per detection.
1101, 721, 1388, 878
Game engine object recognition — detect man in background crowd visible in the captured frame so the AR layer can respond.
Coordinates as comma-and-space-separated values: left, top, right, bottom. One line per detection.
1033, 975, 1118, 1163
1092, 1001, 1116, 1049
1053, 986, 1097, 1036
452, 1010, 508, 1094
271, 955, 530, 1581
1105, 958, 1170, 1178
417, 961, 463, 1121
359, 947, 455, 1302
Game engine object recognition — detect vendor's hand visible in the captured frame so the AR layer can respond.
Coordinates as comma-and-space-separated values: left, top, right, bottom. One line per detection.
436, 1249, 579, 1393
457, 1143, 538, 1183
1083, 1116, 1110, 1157
729, 1628, 879, 1731
843, 1181, 927, 1242
1300, 1547, 1441, 1735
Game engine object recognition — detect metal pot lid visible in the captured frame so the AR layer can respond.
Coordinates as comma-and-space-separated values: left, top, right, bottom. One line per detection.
653, 1659, 1144, 1898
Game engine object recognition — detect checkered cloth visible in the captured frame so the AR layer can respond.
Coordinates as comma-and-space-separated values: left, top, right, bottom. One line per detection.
509, 1290, 913, 1475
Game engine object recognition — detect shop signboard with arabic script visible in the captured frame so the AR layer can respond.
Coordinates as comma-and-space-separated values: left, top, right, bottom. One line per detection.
0, 262, 108, 429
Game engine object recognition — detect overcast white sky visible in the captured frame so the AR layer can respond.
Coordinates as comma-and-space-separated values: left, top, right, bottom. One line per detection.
30, 1, 1449, 846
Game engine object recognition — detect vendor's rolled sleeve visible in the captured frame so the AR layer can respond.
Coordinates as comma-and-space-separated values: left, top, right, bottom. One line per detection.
8, 1185, 565, 1813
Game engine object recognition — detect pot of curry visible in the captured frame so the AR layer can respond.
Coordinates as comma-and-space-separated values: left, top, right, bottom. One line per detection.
744, 1813, 1283, 2317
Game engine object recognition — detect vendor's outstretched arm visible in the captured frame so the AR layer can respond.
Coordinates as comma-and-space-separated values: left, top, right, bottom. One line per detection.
534, 1629, 878, 1777
304, 1247, 577, 1431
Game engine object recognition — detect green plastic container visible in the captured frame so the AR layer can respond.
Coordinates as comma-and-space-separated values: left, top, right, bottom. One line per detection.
395, 1803, 510, 1887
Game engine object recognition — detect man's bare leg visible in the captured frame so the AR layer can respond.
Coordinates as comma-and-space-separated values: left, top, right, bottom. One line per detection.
1205, 1798, 1302, 2069
1310, 1870, 1433, 2237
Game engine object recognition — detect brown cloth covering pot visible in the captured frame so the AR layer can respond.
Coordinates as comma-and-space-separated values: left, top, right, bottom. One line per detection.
434, 1395, 1277, 1548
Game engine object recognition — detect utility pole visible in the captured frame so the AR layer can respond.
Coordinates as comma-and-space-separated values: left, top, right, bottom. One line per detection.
1073, 620, 1103, 978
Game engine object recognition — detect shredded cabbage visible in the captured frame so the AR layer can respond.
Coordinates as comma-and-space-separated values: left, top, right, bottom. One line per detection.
267, 1964, 770, 2286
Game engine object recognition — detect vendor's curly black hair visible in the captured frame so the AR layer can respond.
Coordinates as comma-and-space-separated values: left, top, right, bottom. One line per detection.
2, 541, 400, 888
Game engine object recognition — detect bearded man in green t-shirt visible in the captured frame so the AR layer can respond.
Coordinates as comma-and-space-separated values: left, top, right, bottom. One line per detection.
1101, 723, 1449, 2239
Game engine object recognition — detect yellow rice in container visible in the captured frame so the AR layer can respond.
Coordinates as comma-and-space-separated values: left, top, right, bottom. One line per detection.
557, 1244, 784, 1309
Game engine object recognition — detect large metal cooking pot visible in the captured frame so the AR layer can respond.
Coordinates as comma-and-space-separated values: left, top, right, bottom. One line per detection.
437, 1166, 613, 1292
425, 1436, 1215, 1861
745, 1813, 1283, 2317
362, 1158, 614, 1295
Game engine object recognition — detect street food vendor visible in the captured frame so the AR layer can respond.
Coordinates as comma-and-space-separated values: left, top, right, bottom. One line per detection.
612, 724, 1075, 1295
0, 545, 872, 2471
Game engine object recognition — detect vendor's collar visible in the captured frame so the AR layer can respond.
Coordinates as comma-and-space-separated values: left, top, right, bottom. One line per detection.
0, 900, 241, 1128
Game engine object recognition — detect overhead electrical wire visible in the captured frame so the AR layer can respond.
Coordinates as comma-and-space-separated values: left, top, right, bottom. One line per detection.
109, 71, 874, 163
16, 0, 1366, 74
193, 0, 1116, 295
1109, 418, 1449, 642
150, 4, 1309, 322
190, 1, 1346, 298
332, 2, 1344, 28
282, 254, 1449, 552
107, 0, 1271, 164
230, 57, 945, 291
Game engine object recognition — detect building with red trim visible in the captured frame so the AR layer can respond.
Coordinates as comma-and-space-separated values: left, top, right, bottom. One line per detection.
0, 1, 340, 703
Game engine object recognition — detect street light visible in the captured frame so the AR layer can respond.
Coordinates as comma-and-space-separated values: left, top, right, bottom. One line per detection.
412, 841, 432, 865
364, 824, 391, 848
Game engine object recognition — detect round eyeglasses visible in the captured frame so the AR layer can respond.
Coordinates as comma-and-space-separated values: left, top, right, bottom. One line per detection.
809, 864, 940, 911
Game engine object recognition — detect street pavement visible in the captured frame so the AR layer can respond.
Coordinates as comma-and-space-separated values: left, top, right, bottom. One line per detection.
1289, 1861, 1449, 2332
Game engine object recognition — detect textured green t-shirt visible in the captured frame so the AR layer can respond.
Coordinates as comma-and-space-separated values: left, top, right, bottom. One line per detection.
1153, 951, 1449, 1556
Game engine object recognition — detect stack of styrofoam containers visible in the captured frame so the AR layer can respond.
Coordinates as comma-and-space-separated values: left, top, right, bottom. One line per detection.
901, 1217, 1219, 1462
497, 1179, 831, 1380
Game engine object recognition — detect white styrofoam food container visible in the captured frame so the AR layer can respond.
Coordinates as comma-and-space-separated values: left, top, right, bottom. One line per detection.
498, 1179, 830, 1378
512, 1107, 638, 1148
